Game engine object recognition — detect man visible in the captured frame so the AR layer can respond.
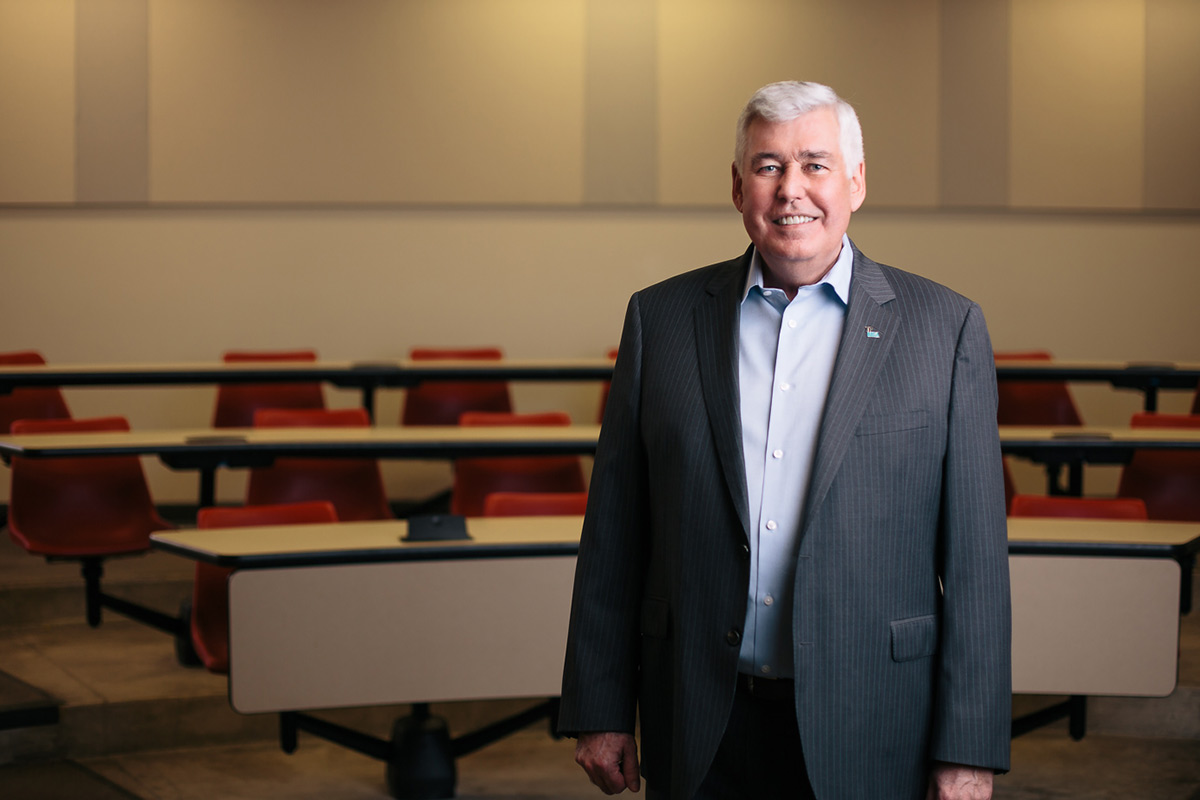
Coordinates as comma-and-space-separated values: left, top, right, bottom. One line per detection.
559, 81, 1011, 800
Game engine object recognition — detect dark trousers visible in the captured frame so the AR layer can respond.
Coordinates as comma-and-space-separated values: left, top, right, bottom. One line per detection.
648, 675, 816, 800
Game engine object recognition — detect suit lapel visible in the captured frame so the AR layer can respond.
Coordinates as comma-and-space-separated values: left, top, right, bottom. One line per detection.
695, 249, 753, 540
803, 247, 899, 532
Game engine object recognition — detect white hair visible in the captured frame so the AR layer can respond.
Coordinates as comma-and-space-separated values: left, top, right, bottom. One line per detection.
734, 81, 864, 178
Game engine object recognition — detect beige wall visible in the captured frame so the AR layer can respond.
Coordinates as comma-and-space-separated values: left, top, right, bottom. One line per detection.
1, 0, 1199, 502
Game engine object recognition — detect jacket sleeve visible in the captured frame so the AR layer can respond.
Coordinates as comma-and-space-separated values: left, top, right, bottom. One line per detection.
930, 301, 1012, 772
558, 292, 652, 736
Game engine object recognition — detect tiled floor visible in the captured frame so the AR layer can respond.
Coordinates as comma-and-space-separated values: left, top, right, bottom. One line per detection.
1, 535, 1198, 799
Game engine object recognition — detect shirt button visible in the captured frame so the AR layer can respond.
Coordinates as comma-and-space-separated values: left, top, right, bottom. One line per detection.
787, 319, 797, 329
763, 595, 774, 606
765, 520, 777, 531
726, 629, 742, 646
772, 449, 784, 459
780, 382, 791, 391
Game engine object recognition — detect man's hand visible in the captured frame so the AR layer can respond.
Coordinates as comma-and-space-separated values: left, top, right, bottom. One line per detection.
926, 762, 994, 800
575, 731, 641, 795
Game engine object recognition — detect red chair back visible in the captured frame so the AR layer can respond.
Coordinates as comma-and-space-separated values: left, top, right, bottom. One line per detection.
1117, 412, 1200, 521
7, 416, 171, 557
0, 351, 70, 432
994, 351, 1083, 426
401, 348, 512, 426
483, 491, 588, 517
212, 350, 325, 428
1009, 494, 1148, 520
191, 501, 337, 673
451, 411, 586, 517
246, 407, 393, 521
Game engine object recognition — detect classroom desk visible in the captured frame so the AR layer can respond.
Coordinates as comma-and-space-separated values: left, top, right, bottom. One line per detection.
6, 423, 1196, 502
5, 424, 1198, 509
4, 359, 1196, 417
999, 425, 1200, 496
0, 358, 617, 420
0, 424, 603, 507
150, 515, 1198, 797
994, 360, 1200, 412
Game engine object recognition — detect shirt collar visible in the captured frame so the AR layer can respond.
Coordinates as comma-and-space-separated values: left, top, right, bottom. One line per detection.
742, 234, 854, 306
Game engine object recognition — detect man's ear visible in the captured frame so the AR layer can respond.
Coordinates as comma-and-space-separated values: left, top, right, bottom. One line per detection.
849, 161, 866, 212
731, 162, 744, 212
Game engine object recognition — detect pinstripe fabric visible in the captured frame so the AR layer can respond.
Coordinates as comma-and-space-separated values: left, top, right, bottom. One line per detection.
560, 243, 1011, 800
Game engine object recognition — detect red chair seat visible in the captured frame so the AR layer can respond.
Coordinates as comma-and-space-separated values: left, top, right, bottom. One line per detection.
401, 348, 512, 426
246, 408, 393, 521
1009, 494, 1148, 520
212, 350, 325, 428
0, 351, 70, 433
994, 351, 1083, 426
7, 416, 171, 558
451, 411, 586, 517
483, 491, 589, 517
192, 501, 338, 674
1117, 412, 1200, 522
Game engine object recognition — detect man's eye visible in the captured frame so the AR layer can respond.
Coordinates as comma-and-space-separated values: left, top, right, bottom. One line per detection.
806, 163, 827, 172
758, 165, 779, 174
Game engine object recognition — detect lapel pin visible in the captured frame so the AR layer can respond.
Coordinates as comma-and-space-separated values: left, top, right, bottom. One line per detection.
865, 326, 881, 339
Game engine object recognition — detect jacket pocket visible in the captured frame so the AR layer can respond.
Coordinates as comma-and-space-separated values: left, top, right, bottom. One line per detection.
641, 597, 670, 639
855, 409, 930, 437
890, 614, 939, 662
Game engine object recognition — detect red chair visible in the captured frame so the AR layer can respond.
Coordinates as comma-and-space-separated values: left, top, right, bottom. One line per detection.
1010, 494, 1148, 520
246, 407, 393, 521
401, 348, 512, 426
483, 491, 589, 517
451, 411, 587, 517
994, 351, 1083, 426
190, 501, 337, 673
0, 350, 70, 432
7, 416, 173, 627
1117, 412, 1200, 522
212, 350, 325, 428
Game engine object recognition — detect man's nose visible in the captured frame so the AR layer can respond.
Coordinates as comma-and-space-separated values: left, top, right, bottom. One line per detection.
777, 166, 807, 200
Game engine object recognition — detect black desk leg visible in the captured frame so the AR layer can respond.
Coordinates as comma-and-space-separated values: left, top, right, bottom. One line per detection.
1068, 695, 1087, 741
198, 468, 217, 508
387, 703, 456, 800
277, 700, 559, 800
360, 387, 377, 423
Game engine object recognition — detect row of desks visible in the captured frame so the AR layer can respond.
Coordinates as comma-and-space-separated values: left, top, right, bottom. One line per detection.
147, 514, 1199, 796
150, 514, 1199, 714
3, 358, 1199, 413
2, 424, 1198, 506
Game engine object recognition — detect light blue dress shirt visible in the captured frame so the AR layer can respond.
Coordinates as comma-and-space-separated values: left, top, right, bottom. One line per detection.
737, 235, 853, 678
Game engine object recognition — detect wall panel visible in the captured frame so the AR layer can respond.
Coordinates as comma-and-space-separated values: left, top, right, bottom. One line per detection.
656, 0, 939, 208
0, 0, 75, 203
1010, 0, 1145, 209
148, 0, 586, 204
1144, 0, 1200, 210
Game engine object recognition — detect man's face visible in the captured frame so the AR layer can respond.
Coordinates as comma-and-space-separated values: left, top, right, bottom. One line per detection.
732, 108, 866, 287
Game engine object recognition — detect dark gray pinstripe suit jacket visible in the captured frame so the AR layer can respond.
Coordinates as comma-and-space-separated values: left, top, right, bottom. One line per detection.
560, 242, 1011, 800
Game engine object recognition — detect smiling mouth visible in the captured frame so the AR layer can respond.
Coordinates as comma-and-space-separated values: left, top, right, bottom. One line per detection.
774, 215, 816, 226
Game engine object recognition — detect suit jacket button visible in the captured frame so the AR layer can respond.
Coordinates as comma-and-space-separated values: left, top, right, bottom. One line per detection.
740, 544, 750, 560
726, 629, 741, 646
